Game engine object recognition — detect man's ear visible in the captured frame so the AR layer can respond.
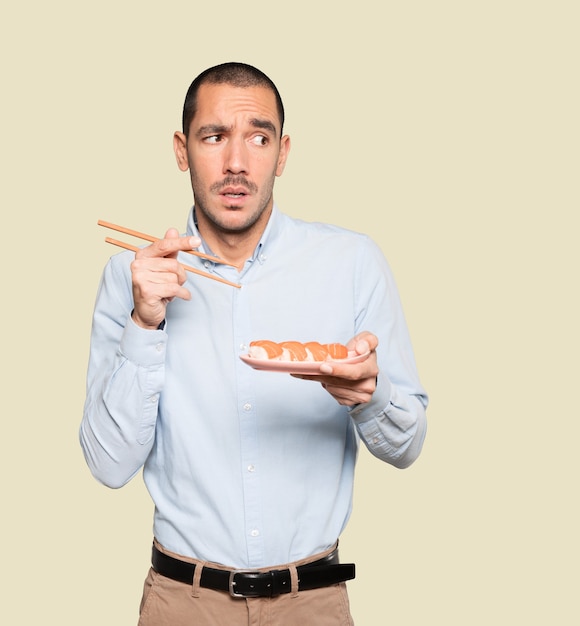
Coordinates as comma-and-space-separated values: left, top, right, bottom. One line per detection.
173, 131, 190, 172
276, 134, 291, 177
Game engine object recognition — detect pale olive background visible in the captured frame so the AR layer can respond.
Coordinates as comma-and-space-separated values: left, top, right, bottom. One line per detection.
2, 1, 578, 624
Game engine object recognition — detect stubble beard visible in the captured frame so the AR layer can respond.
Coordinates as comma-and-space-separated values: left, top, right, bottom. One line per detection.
192, 174, 276, 236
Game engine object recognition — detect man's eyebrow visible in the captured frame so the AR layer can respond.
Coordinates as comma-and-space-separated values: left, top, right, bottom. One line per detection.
250, 118, 277, 135
195, 124, 232, 138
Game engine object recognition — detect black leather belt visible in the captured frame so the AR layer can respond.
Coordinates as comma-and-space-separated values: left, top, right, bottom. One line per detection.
151, 544, 355, 598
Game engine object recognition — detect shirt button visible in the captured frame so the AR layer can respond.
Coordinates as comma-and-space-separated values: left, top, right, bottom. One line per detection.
149, 395, 158, 403
240, 343, 247, 351
155, 343, 164, 352
247, 465, 255, 472
250, 529, 260, 537
372, 437, 381, 445
243, 403, 252, 412
204, 261, 211, 269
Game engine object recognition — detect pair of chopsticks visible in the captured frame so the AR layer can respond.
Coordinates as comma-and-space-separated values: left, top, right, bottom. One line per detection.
98, 220, 241, 289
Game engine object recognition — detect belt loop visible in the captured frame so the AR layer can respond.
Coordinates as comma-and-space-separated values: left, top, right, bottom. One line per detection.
289, 564, 299, 598
191, 561, 206, 598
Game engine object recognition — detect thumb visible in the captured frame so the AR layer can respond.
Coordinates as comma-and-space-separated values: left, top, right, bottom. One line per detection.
347, 332, 378, 354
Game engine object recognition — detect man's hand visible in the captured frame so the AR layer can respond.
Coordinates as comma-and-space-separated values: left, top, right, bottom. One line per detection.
293, 331, 380, 406
130, 228, 202, 330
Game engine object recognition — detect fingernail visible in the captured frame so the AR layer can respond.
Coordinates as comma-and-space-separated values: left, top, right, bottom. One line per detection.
189, 236, 201, 248
320, 363, 333, 375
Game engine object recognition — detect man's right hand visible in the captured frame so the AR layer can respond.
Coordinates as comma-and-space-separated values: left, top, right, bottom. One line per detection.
130, 228, 202, 330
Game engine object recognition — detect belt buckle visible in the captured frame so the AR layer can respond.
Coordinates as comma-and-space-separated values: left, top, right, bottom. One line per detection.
229, 569, 262, 598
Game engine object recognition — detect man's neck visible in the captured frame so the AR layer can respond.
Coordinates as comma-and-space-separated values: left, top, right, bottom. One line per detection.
195, 209, 271, 270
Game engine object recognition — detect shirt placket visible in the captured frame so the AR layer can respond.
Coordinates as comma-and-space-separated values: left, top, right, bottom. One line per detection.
232, 279, 265, 567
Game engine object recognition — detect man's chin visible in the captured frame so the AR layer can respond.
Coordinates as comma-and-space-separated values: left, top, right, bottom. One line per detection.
212, 213, 260, 234
195, 198, 272, 234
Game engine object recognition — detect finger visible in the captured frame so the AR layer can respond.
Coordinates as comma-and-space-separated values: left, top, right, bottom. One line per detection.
136, 232, 202, 261
293, 370, 377, 395
132, 256, 189, 286
292, 372, 377, 406
323, 380, 377, 406
132, 265, 191, 298
165, 227, 180, 239
319, 351, 377, 379
292, 359, 374, 382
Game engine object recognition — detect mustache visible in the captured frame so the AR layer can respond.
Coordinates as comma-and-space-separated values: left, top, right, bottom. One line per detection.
210, 175, 258, 194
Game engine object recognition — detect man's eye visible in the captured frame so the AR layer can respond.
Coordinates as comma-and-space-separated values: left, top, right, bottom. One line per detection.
251, 135, 268, 146
204, 135, 222, 144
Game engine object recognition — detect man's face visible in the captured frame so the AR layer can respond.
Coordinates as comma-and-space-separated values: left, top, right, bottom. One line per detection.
174, 83, 290, 237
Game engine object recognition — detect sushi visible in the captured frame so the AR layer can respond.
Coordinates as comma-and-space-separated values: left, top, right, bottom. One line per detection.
248, 340, 348, 362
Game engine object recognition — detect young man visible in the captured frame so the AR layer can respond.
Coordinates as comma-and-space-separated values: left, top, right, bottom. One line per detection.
81, 62, 428, 625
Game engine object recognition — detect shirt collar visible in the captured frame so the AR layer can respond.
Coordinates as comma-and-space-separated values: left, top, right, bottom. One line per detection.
185, 204, 283, 266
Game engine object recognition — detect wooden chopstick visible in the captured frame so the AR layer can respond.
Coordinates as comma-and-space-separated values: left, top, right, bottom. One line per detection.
104, 237, 242, 289
98, 220, 236, 267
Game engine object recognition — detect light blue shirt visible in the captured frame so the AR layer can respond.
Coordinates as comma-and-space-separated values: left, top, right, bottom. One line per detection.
80, 205, 428, 568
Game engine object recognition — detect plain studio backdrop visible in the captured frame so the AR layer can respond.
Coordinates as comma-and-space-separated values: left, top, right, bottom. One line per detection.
1, 2, 578, 624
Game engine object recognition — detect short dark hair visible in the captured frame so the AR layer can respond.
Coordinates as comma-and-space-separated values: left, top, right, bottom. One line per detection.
181, 62, 285, 137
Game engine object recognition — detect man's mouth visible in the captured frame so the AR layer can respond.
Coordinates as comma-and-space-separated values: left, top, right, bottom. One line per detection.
211, 176, 257, 198
221, 186, 250, 199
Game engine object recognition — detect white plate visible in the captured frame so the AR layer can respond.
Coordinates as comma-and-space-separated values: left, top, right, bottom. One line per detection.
239, 351, 370, 374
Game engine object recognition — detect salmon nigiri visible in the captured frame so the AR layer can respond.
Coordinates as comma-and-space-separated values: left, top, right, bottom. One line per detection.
279, 341, 309, 361
304, 341, 329, 362
249, 340, 284, 360
323, 343, 349, 360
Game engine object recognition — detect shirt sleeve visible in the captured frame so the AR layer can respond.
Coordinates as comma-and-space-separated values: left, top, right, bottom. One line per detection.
348, 237, 428, 468
79, 253, 167, 488
349, 371, 427, 468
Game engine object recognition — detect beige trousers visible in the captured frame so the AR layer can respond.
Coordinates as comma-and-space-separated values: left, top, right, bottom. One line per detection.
137, 542, 354, 626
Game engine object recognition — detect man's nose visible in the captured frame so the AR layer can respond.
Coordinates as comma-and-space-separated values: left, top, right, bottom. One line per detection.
223, 137, 249, 174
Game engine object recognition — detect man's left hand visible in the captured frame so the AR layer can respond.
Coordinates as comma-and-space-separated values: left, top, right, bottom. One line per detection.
292, 331, 379, 406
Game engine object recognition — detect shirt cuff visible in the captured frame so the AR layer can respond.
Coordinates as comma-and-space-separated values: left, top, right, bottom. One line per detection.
119, 316, 168, 367
348, 370, 393, 424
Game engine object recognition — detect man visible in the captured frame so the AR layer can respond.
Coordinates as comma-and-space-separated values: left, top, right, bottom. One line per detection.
80, 62, 428, 625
